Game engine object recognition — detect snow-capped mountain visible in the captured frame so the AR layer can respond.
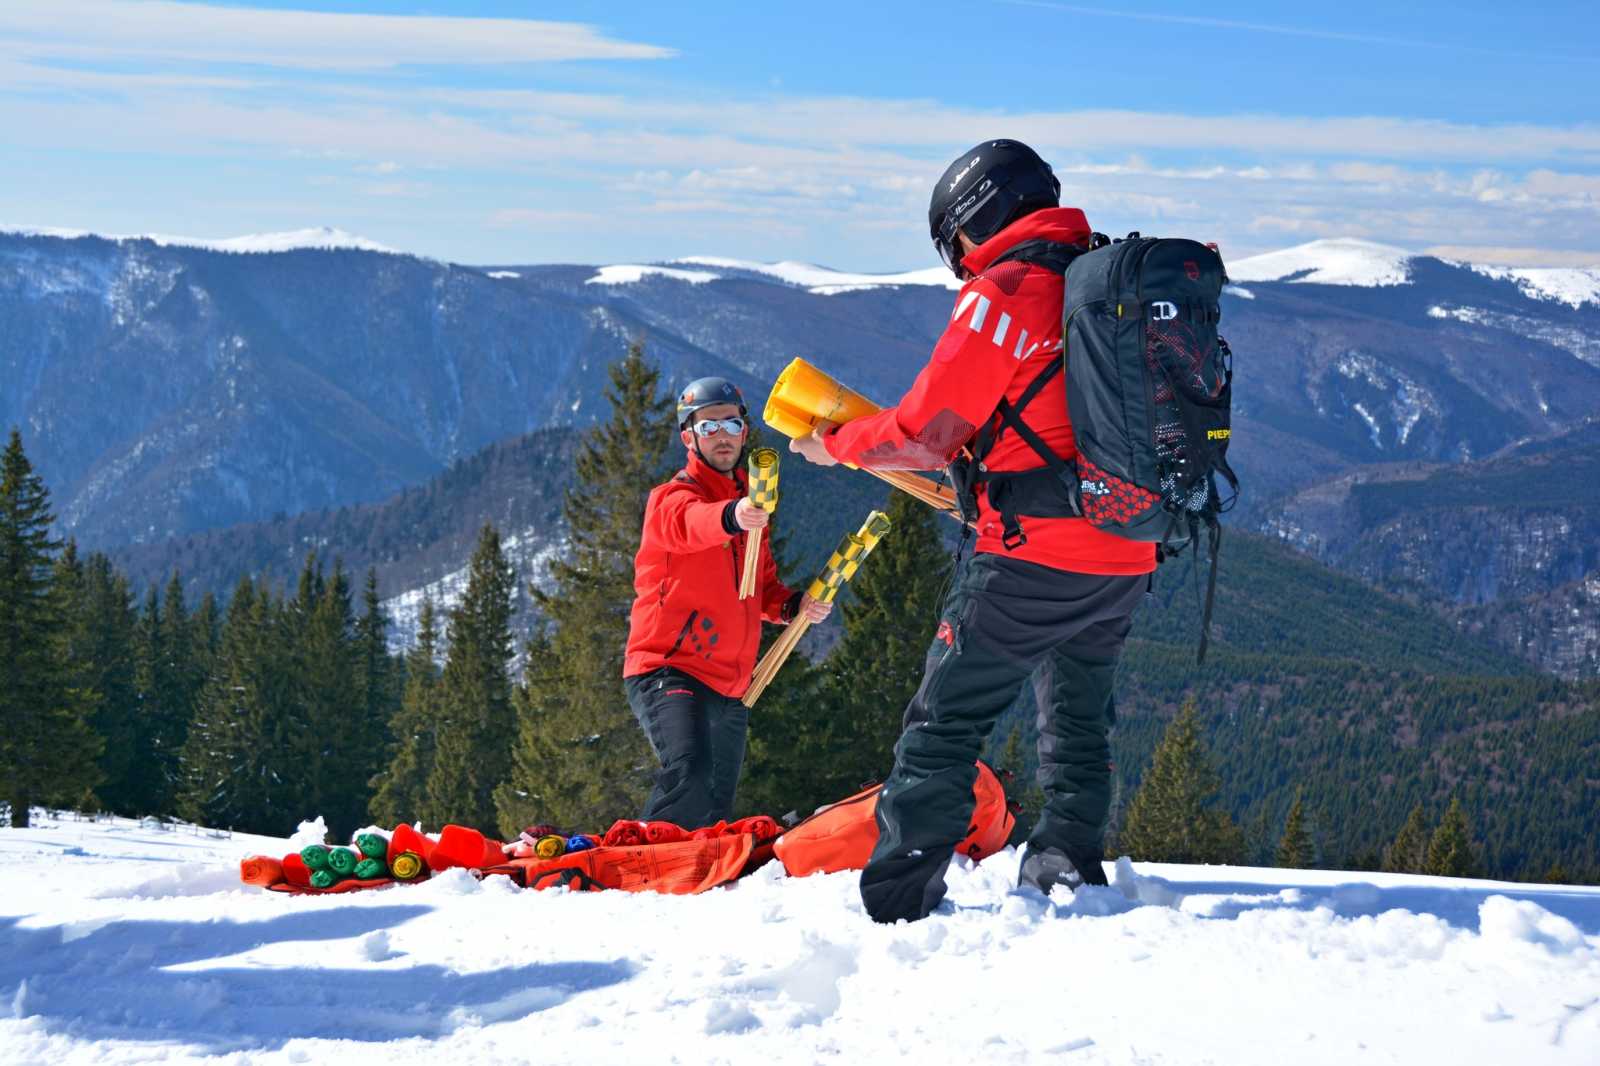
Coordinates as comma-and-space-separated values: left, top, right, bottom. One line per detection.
5, 228, 1598, 598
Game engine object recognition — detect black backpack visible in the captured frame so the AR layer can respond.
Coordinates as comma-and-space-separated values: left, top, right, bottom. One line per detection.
951, 232, 1239, 661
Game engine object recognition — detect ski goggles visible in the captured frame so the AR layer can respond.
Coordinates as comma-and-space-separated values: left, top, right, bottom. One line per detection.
690, 416, 746, 437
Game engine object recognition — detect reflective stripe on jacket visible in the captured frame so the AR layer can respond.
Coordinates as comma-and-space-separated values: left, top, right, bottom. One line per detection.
823, 207, 1156, 576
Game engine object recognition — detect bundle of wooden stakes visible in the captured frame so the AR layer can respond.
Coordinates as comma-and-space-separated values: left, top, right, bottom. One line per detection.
739, 447, 780, 599
743, 510, 891, 708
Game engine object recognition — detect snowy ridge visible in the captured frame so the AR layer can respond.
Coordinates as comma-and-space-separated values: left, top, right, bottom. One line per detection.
585, 264, 721, 286
1228, 238, 1414, 287
674, 255, 961, 294
2, 813, 1597, 1064
1469, 264, 1600, 310
2, 225, 398, 255
583, 257, 959, 294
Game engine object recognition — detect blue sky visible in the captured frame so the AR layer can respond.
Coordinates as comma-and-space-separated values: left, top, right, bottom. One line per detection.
3, 0, 1598, 269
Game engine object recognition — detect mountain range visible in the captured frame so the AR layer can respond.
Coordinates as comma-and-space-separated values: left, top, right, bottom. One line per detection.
5, 227, 1599, 676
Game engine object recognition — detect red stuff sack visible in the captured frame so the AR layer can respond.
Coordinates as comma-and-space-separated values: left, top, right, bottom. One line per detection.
512, 834, 755, 895
773, 761, 1014, 877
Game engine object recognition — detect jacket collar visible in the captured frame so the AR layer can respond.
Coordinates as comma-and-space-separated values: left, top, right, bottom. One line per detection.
960, 206, 1092, 277
681, 447, 745, 497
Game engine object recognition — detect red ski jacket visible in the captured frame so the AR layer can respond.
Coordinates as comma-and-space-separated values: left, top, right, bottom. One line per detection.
624, 451, 799, 698
823, 208, 1157, 576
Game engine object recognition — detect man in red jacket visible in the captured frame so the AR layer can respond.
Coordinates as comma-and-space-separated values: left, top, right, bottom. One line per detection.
625, 376, 831, 828
791, 140, 1156, 922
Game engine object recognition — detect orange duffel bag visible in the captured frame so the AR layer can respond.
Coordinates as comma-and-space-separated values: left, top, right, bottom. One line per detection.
773, 761, 1014, 878
509, 832, 755, 895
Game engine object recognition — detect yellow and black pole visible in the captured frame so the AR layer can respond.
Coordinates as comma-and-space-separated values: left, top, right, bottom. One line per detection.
743, 510, 891, 708
739, 448, 780, 599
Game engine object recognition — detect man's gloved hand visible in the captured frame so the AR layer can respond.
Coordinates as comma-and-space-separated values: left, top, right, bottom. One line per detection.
734, 498, 771, 531
798, 592, 833, 624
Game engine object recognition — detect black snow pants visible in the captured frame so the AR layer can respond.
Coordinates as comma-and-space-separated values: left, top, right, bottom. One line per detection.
860, 553, 1145, 923
624, 666, 749, 828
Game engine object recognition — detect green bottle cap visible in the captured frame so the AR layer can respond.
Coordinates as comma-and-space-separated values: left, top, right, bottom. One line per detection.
309, 868, 339, 890
353, 857, 386, 880
355, 834, 388, 859
300, 845, 331, 870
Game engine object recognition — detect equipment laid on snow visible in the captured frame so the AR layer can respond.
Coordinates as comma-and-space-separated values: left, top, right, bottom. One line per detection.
773, 761, 1014, 877
325, 846, 358, 876
739, 447, 780, 599
742, 509, 892, 707
239, 775, 1012, 898
355, 833, 388, 859
763, 357, 962, 519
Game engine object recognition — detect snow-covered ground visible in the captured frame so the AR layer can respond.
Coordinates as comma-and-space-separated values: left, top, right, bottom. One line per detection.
2, 813, 1597, 1065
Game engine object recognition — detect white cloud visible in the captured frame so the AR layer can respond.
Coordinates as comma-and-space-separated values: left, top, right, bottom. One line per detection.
1425, 245, 1600, 268
0, 0, 673, 70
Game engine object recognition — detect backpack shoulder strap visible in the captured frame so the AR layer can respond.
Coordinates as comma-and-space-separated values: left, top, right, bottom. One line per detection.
988, 238, 1084, 276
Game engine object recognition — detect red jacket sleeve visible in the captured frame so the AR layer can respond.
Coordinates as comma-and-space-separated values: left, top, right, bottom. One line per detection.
645, 480, 734, 554
823, 274, 1046, 470
758, 531, 796, 624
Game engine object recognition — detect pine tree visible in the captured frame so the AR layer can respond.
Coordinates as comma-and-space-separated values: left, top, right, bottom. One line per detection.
1425, 797, 1477, 878
130, 572, 201, 815
821, 488, 950, 792
0, 430, 100, 827
1383, 803, 1430, 874
370, 596, 442, 826
351, 569, 396, 814
178, 577, 302, 831
1116, 697, 1245, 864
426, 524, 517, 830
294, 557, 369, 837
497, 343, 673, 833
1275, 787, 1314, 869
73, 552, 140, 814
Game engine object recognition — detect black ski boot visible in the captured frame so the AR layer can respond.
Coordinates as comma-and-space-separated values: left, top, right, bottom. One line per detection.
1018, 844, 1107, 895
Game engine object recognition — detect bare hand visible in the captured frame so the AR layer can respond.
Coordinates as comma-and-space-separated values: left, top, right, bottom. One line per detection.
788, 421, 838, 467
734, 498, 771, 531
798, 592, 833, 623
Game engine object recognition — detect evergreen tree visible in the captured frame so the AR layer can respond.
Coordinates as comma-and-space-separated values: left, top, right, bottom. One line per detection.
1425, 797, 1478, 878
742, 488, 953, 820
58, 547, 140, 813
294, 557, 369, 837
0, 430, 100, 826
130, 572, 202, 814
820, 489, 950, 793
351, 569, 396, 812
178, 578, 302, 831
1383, 803, 1430, 874
426, 524, 517, 830
370, 597, 442, 826
1275, 787, 1314, 869
1116, 697, 1245, 864
497, 343, 672, 833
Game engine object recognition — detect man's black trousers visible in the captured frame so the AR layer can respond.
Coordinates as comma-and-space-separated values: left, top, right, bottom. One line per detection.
624, 667, 749, 828
860, 553, 1145, 924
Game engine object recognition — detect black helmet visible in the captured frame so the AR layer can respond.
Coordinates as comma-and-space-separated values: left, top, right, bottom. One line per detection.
929, 139, 1060, 276
676, 376, 746, 428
